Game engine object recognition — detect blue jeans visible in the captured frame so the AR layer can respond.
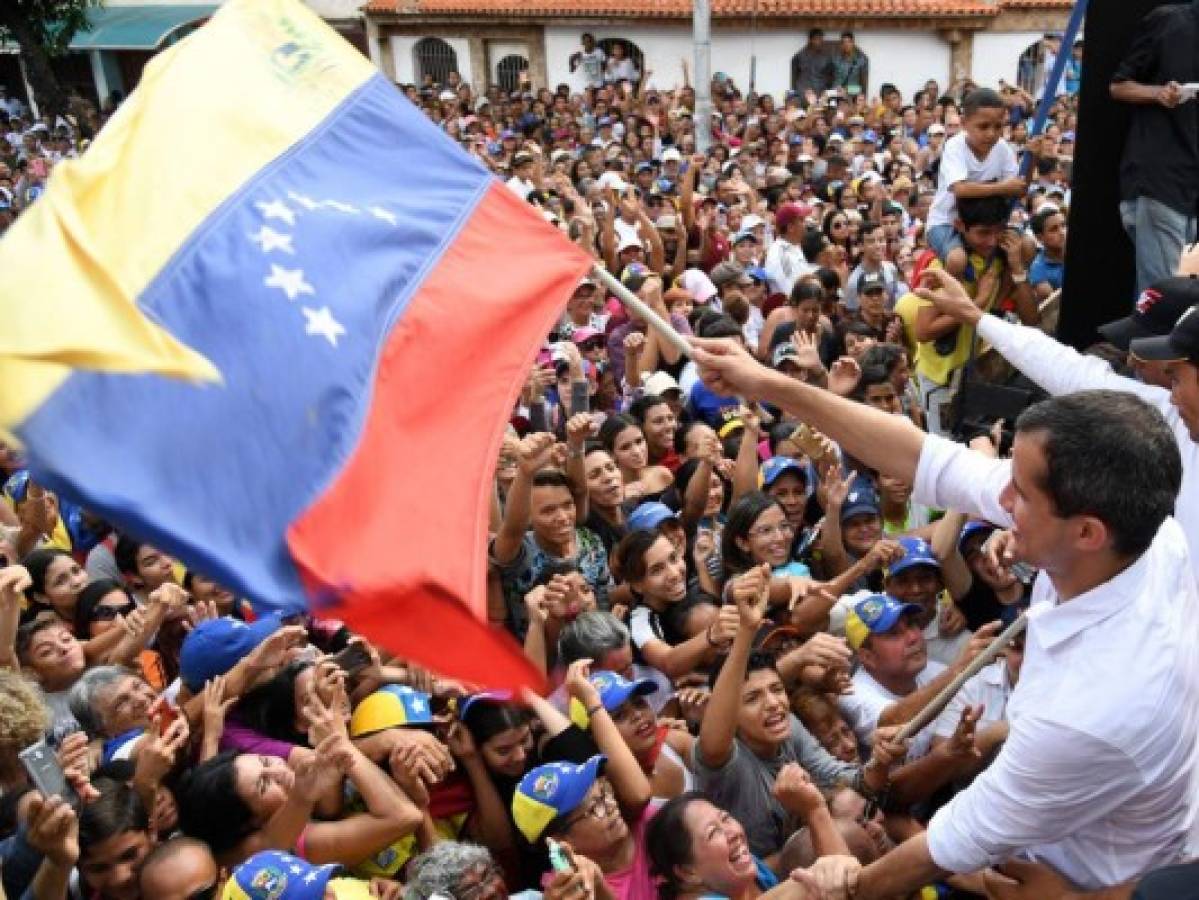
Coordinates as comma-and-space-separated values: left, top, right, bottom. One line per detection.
1120, 196, 1196, 297
927, 223, 964, 261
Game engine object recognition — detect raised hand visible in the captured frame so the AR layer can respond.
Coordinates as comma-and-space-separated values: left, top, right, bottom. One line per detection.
916, 268, 980, 325
773, 762, 826, 821
828, 356, 861, 397
691, 337, 776, 401
519, 431, 558, 475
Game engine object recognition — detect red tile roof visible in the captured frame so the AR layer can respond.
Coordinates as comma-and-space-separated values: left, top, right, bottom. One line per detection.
363, 0, 1016, 18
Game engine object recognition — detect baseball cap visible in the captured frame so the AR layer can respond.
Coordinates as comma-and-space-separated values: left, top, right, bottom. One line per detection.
597, 171, 629, 192
621, 261, 651, 292
349, 684, 434, 736
500, 129, 518, 140
958, 520, 996, 553
840, 476, 880, 522
180, 613, 283, 692
760, 456, 808, 488
656, 213, 679, 231
512, 755, 607, 843
439, 90, 456, 101
635, 161, 654, 174
617, 233, 645, 254
771, 343, 802, 369
844, 595, 922, 650
678, 269, 719, 305
892, 176, 914, 191
859, 272, 887, 295
570, 326, 603, 346
222, 852, 339, 900
733, 229, 759, 245
568, 671, 658, 729
886, 536, 941, 578
1099, 278, 1199, 351
775, 202, 812, 234
627, 501, 679, 532
643, 370, 682, 396
741, 214, 765, 231
1131, 302, 1199, 362
827, 133, 846, 144
661, 147, 682, 163
928, 123, 946, 135
512, 152, 534, 167
597, 115, 613, 127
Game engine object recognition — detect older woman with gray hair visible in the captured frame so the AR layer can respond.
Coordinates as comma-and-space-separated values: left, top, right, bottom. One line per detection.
68, 664, 158, 763
558, 612, 672, 713
405, 840, 597, 900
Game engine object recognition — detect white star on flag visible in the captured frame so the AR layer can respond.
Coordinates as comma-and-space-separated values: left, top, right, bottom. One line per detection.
302, 306, 346, 347
264, 264, 314, 301
303, 872, 320, 885
369, 206, 398, 226
411, 697, 427, 713
287, 191, 321, 211
249, 225, 294, 255
255, 199, 296, 227
324, 199, 360, 214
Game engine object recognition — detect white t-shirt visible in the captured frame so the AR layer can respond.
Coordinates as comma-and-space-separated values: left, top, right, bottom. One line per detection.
839, 660, 946, 762
505, 175, 535, 201
926, 133, 1018, 232
575, 48, 606, 89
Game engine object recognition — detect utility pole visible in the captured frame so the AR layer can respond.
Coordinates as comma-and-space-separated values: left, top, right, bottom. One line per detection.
693, 0, 713, 153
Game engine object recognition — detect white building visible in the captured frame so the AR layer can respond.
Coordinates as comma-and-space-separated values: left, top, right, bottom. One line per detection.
361, 0, 1075, 99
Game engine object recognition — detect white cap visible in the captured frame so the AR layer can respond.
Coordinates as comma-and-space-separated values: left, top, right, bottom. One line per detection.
928, 124, 946, 135
597, 171, 629, 191
643, 371, 682, 396
439, 90, 456, 101
798, 153, 814, 163
661, 148, 682, 163
617, 233, 644, 252
656, 213, 679, 230
741, 214, 765, 230
828, 133, 845, 144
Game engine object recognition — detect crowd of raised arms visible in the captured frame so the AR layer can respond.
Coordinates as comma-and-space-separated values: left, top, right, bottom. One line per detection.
8, 21, 1199, 900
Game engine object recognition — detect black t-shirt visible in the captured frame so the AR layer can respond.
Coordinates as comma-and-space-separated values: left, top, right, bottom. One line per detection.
1134, 861, 1199, 900
585, 508, 627, 555
1112, 2, 1199, 214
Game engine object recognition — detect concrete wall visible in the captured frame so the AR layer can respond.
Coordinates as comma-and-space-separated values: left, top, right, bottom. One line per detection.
103, 0, 365, 19
544, 24, 949, 100
389, 34, 473, 85
972, 31, 1044, 89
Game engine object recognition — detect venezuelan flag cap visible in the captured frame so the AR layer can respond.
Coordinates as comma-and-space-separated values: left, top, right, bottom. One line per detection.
845, 594, 921, 651
458, 690, 514, 722
512, 754, 607, 844
886, 537, 941, 579
222, 851, 338, 900
350, 684, 433, 736
568, 671, 658, 730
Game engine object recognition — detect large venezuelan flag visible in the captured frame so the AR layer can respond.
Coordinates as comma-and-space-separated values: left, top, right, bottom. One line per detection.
0, 0, 592, 690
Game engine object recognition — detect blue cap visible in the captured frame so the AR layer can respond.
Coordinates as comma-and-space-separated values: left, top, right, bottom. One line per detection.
349, 684, 434, 736
746, 266, 768, 283
845, 594, 922, 650
458, 690, 514, 721
840, 475, 880, 522
958, 520, 996, 552
733, 228, 758, 245
863, 129, 879, 143
627, 501, 679, 532
513, 755, 607, 843
222, 851, 338, 900
500, 129, 518, 140
598, 116, 613, 127
635, 161, 654, 173
887, 536, 941, 577
569, 671, 658, 729
655, 177, 676, 193
789, 134, 804, 145
760, 456, 808, 488
180, 613, 283, 692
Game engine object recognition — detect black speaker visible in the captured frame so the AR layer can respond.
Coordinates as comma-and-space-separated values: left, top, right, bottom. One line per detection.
1057, 0, 1182, 350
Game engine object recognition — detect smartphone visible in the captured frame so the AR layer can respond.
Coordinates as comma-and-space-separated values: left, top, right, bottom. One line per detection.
333, 642, 372, 676
546, 837, 574, 874
151, 698, 180, 730
20, 739, 78, 804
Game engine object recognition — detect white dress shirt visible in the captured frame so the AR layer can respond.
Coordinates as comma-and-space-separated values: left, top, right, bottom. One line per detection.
764, 238, 809, 297
913, 433, 1199, 890
976, 314, 1199, 583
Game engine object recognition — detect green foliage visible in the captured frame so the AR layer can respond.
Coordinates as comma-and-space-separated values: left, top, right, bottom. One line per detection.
0, 0, 102, 56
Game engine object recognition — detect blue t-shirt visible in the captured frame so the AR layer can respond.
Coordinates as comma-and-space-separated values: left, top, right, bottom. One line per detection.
1029, 250, 1064, 292
699, 857, 779, 898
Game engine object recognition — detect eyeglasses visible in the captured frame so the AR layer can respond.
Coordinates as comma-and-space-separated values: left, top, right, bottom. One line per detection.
564, 783, 618, 827
748, 522, 796, 540
91, 602, 137, 621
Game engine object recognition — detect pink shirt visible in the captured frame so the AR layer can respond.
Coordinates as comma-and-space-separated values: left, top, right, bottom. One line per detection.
542, 805, 659, 900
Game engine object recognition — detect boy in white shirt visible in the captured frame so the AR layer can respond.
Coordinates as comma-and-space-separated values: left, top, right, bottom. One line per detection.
925, 88, 1027, 278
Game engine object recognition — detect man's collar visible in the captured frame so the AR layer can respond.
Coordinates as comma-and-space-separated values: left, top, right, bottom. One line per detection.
1031, 551, 1146, 651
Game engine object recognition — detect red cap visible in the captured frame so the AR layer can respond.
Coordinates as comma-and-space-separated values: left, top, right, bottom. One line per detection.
775, 202, 812, 233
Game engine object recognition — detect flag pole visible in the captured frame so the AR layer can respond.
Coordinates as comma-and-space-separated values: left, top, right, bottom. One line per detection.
591, 264, 693, 359
896, 611, 1028, 741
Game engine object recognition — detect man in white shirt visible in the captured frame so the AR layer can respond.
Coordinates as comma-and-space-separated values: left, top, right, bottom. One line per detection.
918, 269, 1199, 584
569, 33, 606, 91
764, 202, 811, 298
504, 152, 537, 201
690, 330, 1199, 895
839, 594, 946, 761
932, 630, 1023, 749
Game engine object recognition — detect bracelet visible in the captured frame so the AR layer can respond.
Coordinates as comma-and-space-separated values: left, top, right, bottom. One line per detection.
585, 702, 605, 718
568, 448, 585, 460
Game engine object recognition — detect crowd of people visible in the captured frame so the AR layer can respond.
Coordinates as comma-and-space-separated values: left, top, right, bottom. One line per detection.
4, 9, 1199, 900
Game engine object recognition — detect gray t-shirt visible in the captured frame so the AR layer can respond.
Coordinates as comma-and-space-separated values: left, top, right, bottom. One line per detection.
692, 715, 861, 857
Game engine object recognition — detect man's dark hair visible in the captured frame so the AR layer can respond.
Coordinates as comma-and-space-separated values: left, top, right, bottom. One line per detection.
851, 364, 893, 402
880, 84, 899, 99
957, 195, 1009, 229
1030, 206, 1063, 237
841, 31, 855, 40
708, 648, 780, 690
962, 88, 1004, 118
808, 28, 823, 40
1015, 391, 1181, 557
698, 314, 742, 340
15, 616, 66, 666
629, 394, 671, 424
801, 228, 829, 261
79, 780, 149, 859
113, 534, 143, 577
531, 468, 572, 491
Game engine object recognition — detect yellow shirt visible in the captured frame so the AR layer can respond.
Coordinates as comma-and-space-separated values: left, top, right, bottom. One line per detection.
912, 254, 1002, 387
